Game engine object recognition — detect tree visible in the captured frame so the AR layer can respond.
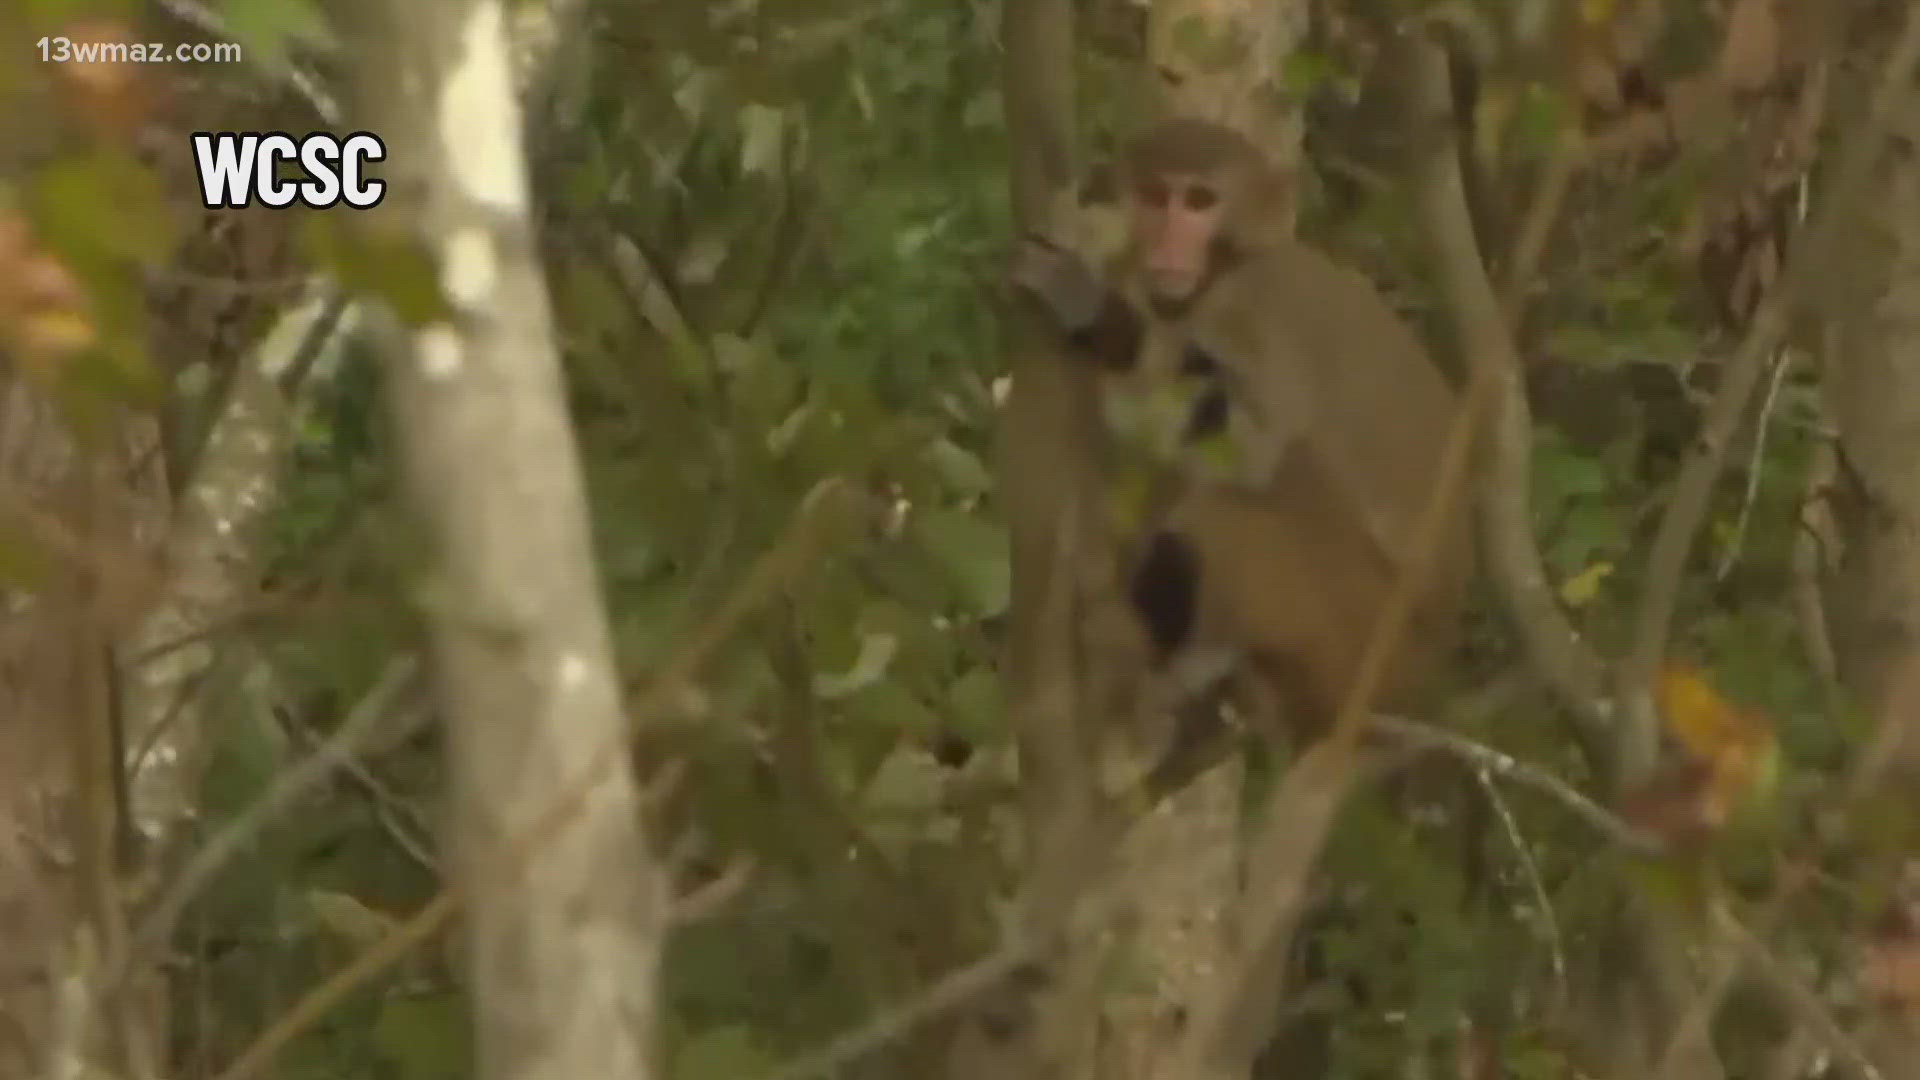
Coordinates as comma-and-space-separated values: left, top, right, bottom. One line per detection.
350, 1, 662, 1076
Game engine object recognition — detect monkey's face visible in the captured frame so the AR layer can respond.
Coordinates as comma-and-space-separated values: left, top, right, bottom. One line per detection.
1130, 172, 1222, 308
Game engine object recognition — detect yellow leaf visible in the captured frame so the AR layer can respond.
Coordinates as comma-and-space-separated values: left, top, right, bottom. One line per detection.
1655, 665, 1776, 812
16, 308, 95, 355
307, 889, 400, 947
1558, 561, 1614, 607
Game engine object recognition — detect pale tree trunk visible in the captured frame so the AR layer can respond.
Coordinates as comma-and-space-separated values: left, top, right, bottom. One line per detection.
120, 292, 349, 881
351, 2, 662, 1078
1097, 2, 1306, 1077
1147, 0, 1306, 153
0, 151, 347, 1080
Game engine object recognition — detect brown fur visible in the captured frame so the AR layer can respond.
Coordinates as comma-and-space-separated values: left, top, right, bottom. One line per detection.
1108, 118, 1472, 747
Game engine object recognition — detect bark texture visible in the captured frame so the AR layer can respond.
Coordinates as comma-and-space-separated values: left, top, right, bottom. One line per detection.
354, 2, 663, 1078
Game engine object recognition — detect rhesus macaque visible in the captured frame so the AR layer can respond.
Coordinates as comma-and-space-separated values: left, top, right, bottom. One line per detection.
1009, 116, 1471, 758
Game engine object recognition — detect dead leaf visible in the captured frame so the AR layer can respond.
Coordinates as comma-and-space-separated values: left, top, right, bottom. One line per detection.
1618, 759, 1719, 851
0, 209, 95, 376
51, 17, 152, 136
1651, 664, 1779, 827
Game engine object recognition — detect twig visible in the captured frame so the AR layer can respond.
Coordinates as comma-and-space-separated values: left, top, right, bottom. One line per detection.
1374, 715, 1653, 853
125, 658, 420, 967
1413, 40, 1619, 748
761, 931, 1050, 1080
668, 858, 755, 927
1714, 347, 1794, 583
275, 705, 437, 872
1623, 0, 1920, 746
1791, 441, 1840, 687
149, 0, 340, 124
209, 478, 863, 1080
1722, 904, 1885, 1080
1500, 136, 1582, 318
757, 808, 1159, 1080
1651, 643, 1920, 1077
1472, 765, 1568, 1014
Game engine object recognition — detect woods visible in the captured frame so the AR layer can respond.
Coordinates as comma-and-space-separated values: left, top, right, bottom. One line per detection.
5, 0, 1920, 1077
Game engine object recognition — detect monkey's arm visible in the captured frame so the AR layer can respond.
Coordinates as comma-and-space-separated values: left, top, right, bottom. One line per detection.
1007, 235, 1143, 366
1174, 331, 1313, 493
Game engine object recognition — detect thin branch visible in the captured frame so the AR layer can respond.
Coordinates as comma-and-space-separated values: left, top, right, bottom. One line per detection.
208, 478, 863, 1080
125, 658, 420, 966
149, 0, 340, 123
1500, 136, 1583, 317
668, 858, 755, 927
1411, 34, 1619, 748
275, 705, 438, 872
1723, 905, 1885, 1080
1714, 347, 1794, 583
1623, 0, 1920, 749
762, 932, 1053, 1080
1473, 764, 1568, 1015
1374, 715, 1653, 853
1791, 441, 1840, 687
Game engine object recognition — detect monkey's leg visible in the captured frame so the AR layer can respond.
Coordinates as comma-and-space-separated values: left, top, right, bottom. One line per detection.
1127, 528, 1200, 661
1140, 683, 1240, 802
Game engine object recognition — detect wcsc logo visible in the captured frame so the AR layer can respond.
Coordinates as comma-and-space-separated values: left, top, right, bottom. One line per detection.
191, 131, 388, 210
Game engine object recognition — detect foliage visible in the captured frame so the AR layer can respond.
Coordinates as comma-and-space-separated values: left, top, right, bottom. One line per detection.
4, 0, 1915, 1076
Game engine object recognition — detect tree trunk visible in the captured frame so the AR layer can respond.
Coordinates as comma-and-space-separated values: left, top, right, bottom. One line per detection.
991, 0, 1108, 1076
1822, 132, 1920, 717
352, 2, 663, 1077
1819, 64, 1920, 1074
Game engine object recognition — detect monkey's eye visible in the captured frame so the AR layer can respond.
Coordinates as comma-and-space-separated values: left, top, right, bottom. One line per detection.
1138, 179, 1171, 207
1183, 185, 1219, 211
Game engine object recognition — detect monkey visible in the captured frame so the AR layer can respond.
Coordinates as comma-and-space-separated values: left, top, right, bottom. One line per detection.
1008, 116, 1472, 763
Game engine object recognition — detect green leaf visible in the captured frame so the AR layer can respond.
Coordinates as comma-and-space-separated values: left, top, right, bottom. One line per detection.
672, 1025, 777, 1080
842, 678, 944, 740
909, 508, 1009, 618
306, 889, 399, 947
302, 216, 450, 325
25, 0, 131, 20
29, 151, 174, 268
219, 0, 337, 68
922, 438, 992, 495
739, 103, 786, 176
864, 745, 946, 813
947, 667, 1003, 744
812, 630, 898, 699
961, 88, 1001, 130
374, 992, 470, 1080
1280, 49, 1337, 100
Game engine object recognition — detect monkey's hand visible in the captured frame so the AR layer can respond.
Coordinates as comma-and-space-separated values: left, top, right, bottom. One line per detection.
1007, 234, 1107, 335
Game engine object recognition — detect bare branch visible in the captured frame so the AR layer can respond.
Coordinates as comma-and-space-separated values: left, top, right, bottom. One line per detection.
125, 659, 420, 967
207, 479, 861, 1080
1623, 0, 1920, 773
